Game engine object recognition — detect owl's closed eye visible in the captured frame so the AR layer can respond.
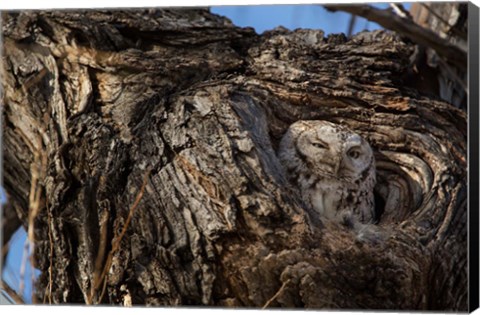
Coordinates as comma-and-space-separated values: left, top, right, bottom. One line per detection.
278, 120, 376, 226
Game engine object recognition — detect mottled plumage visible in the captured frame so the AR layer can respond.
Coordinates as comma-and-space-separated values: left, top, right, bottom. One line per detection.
278, 120, 376, 226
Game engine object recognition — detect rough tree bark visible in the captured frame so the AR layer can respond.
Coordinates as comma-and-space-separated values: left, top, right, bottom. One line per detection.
326, 2, 468, 110
1, 8, 467, 310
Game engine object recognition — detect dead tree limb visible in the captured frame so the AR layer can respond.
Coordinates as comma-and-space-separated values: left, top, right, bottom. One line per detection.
324, 4, 467, 72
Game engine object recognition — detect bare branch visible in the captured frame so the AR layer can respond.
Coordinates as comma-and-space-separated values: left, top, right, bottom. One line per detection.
389, 3, 411, 19
262, 280, 291, 309
92, 169, 151, 304
1, 280, 25, 304
419, 3, 467, 40
324, 4, 467, 71
347, 14, 357, 37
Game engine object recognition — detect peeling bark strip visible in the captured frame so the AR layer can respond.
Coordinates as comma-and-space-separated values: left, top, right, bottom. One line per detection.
1, 9, 467, 310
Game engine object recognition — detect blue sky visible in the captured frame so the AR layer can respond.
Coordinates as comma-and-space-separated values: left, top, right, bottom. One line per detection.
210, 3, 406, 35
2, 228, 40, 303
2, 3, 411, 304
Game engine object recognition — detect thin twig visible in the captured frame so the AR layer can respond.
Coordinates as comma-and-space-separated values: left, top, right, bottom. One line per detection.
262, 279, 291, 309
324, 4, 467, 71
1, 280, 25, 304
1, 240, 10, 261
43, 205, 54, 304
98, 273, 108, 303
89, 208, 109, 304
93, 169, 151, 303
26, 135, 47, 304
347, 14, 357, 38
389, 3, 411, 19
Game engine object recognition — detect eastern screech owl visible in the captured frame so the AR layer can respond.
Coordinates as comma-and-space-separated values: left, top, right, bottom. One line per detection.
278, 120, 376, 227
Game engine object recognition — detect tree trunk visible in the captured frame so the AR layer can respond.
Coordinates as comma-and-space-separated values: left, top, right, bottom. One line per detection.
1, 9, 467, 310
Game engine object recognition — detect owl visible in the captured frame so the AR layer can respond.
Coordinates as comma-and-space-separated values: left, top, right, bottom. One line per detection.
278, 120, 376, 226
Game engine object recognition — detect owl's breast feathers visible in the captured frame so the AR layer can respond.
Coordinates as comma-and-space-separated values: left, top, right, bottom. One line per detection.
279, 120, 376, 224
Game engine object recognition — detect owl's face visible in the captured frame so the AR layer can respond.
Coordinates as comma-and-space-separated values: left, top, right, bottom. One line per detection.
285, 121, 374, 181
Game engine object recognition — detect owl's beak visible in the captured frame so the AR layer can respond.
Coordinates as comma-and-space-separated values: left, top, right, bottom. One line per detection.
334, 158, 342, 176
